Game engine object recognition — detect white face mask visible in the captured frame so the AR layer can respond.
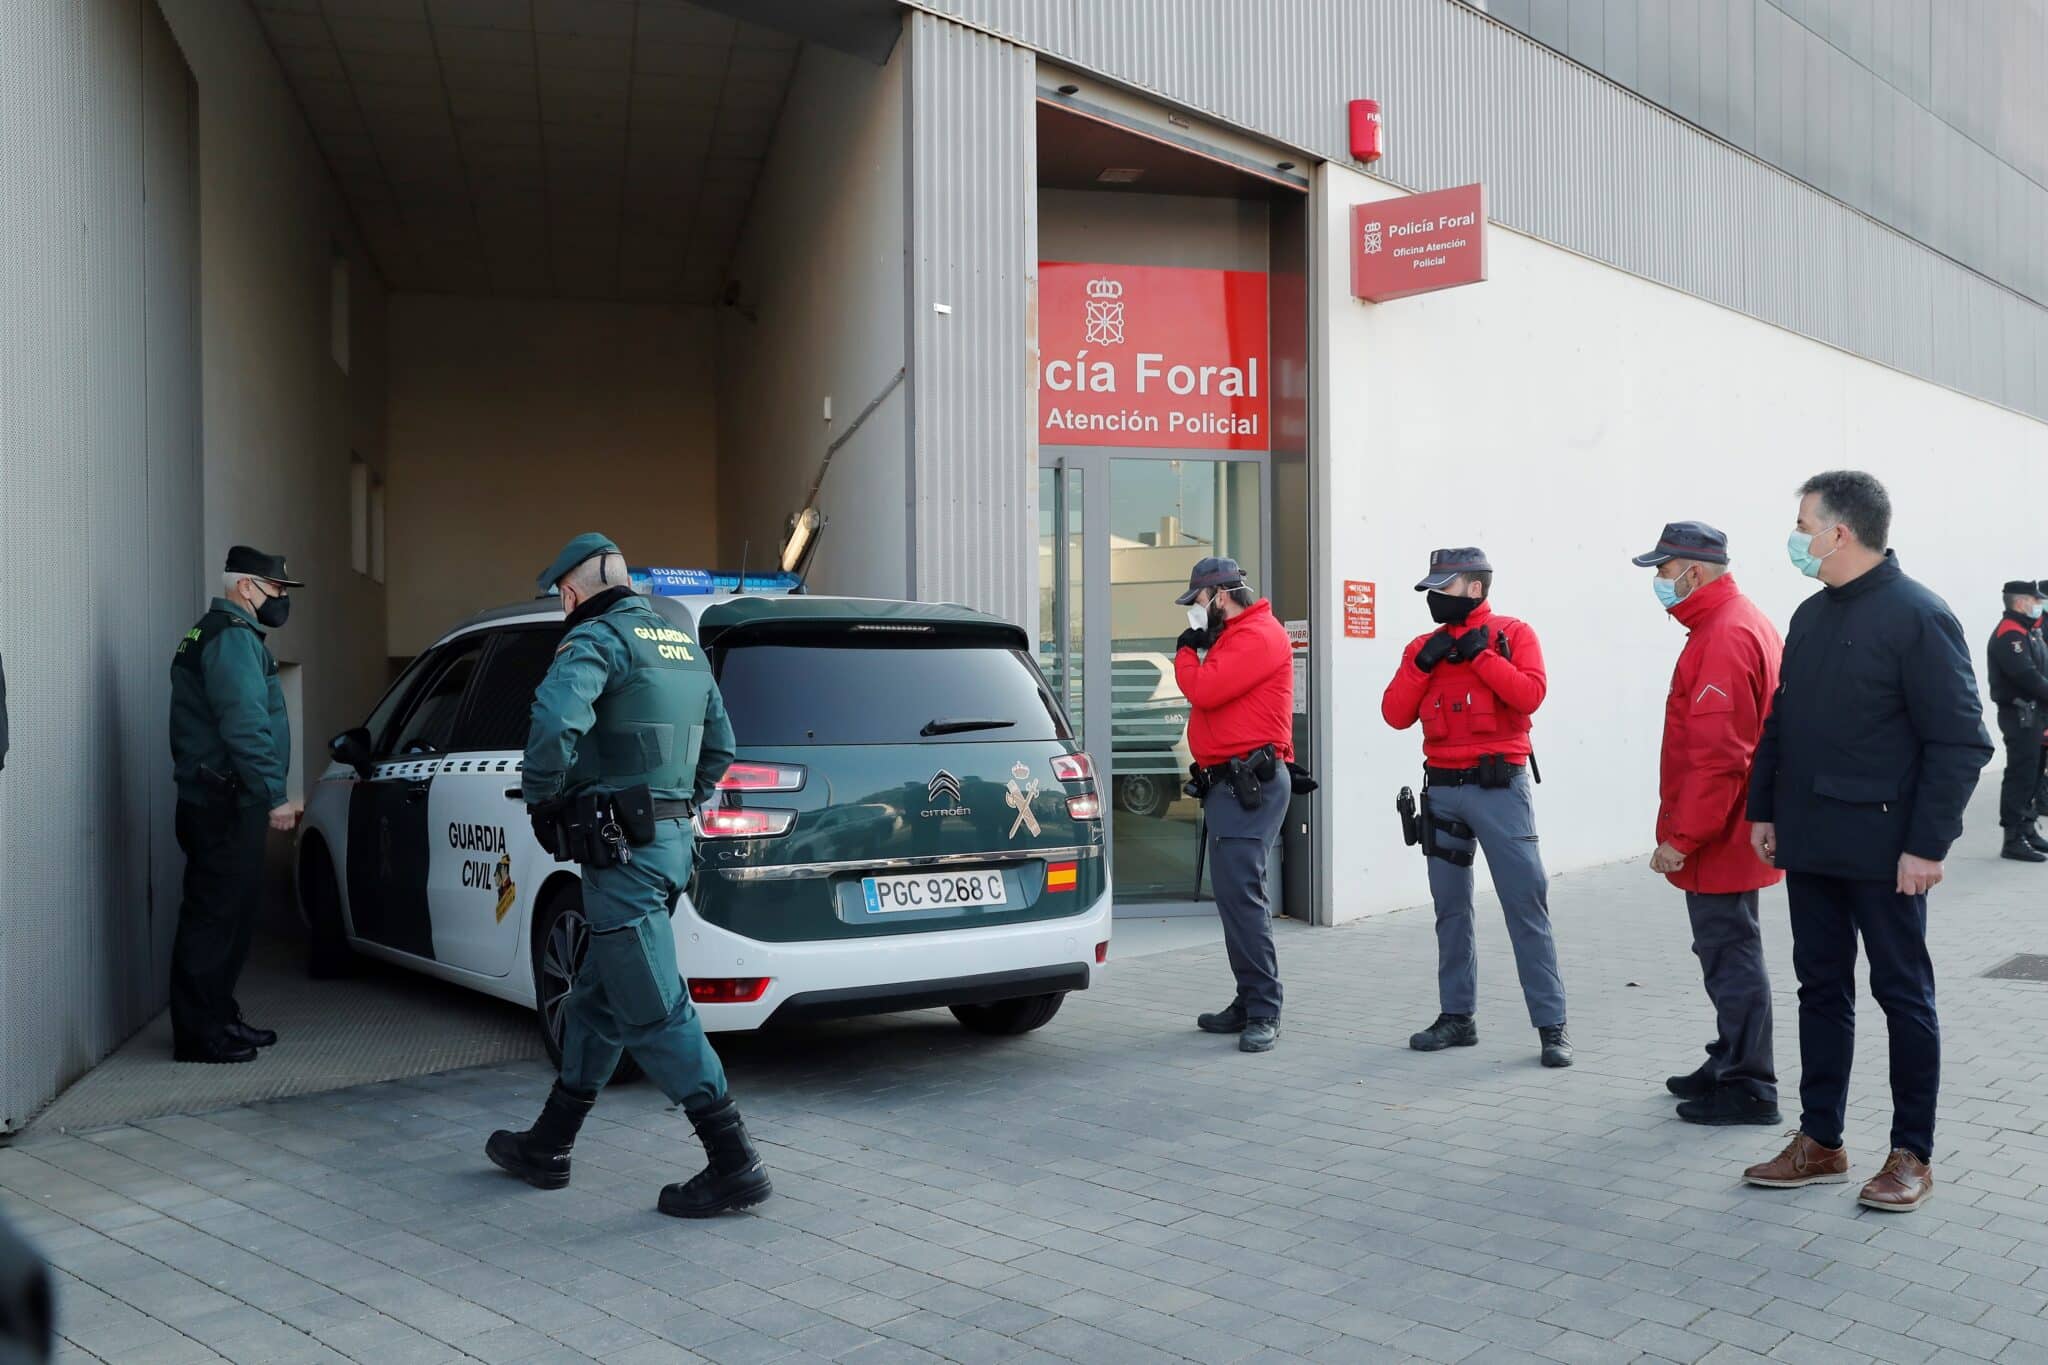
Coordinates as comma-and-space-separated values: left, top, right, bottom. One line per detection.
1186, 604, 1209, 632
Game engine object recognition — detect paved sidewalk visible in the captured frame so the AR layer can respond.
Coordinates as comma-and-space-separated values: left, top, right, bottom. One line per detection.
5, 833, 2047, 1364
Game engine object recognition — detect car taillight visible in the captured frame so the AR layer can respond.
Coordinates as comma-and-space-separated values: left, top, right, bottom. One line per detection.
1050, 752, 1095, 782
1046, 860, 1078, 892
697, 807, 795, 838
689, 977, 771, 1004
1066, 792, 1102, 821
1095, 940, 1109, 964
717, 761, 806, 792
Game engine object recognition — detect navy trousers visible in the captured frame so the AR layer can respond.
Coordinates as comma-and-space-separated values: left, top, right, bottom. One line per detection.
1785, 872, 1939, 1161
1203, 780, 1289, 1021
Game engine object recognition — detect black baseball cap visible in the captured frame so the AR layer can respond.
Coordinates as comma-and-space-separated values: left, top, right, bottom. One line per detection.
1632, 521, 1730, 568
1175, 556, 1247, 605
1414, 547, 1491, 591
224, 545, 303, 586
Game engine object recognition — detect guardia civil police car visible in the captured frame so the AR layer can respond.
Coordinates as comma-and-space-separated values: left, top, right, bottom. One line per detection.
296, 574, 1110, 1066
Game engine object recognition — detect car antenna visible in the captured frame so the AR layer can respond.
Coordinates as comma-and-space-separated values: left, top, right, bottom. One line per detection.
735, 539, 749, 595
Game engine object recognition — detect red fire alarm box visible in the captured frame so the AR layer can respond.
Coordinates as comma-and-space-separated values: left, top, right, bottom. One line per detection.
1349, 99, 1382, 162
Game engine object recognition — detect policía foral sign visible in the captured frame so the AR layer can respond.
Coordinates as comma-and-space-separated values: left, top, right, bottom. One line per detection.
1039, 262, 1269, 450
1351, 184, 1486, 303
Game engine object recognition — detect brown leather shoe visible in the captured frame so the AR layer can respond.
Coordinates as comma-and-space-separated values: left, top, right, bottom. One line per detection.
1742, 1131, 1850, 1188
1857, 1149, 1933, 1212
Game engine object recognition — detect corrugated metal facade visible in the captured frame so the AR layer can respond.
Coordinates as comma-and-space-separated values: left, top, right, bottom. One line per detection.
1483, 0, 2047, 310
906, 0, 2048, 423
905, 11, 1039, 628
0, 0, 200, 1132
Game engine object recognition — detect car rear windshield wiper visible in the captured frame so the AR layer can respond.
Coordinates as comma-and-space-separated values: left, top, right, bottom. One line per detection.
919, 717, 1017, 737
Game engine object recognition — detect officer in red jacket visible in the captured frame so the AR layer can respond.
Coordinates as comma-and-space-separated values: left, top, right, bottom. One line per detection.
1634, 521, 1784, 1126
1382, 548, 1571, 1067
1175, 557, 1295, 1054
1988, 578, 2048, 861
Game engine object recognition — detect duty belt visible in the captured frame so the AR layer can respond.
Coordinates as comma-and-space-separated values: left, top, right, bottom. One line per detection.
1424, 764, 1515, 786
653, 799, 695, 822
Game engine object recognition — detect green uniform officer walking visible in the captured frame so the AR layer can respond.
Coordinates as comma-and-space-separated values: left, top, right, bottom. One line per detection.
486, 533, 773, 1218
167, 546, 301, 1063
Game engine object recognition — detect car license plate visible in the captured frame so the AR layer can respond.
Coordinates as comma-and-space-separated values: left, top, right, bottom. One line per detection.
861, 870, 1008, 913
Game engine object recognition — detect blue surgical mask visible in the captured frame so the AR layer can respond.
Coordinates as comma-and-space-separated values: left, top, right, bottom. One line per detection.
2031, 603, 2046, 620
1787, 524, 1838, 579
1653, 570, 1692, 610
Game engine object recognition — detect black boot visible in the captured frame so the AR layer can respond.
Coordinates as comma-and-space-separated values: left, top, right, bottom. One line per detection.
1539, 1025, 1575, 1068
2001, 829, 2047, 863
1676, 1085, 1780, 1126
658, 1097, 773, 1218
1409, 1013, 1478, 1052
1197, 1001, 1247, 1034
485, 1082, 595, 1190
2023, 822, 2048, 855
1665, 1063, 1715, 1098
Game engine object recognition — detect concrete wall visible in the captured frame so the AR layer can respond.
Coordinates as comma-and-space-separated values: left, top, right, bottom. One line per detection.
1314, 159, 2048, 924
384, 296, 720, 657
158, 0, 392, 813
1040, 190, 1269, 272
718, 39, 908, 599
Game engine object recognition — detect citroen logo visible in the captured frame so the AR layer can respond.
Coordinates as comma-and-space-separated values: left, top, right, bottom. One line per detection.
927, 770, 963, 804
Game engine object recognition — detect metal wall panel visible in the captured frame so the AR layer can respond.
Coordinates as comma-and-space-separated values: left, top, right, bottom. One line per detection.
905, 11, 1037, 628
0, 0, 200, 1131
907, 0, 2048, 421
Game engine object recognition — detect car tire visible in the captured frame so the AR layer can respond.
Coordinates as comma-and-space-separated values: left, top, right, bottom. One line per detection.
300, 839, 357, 980
530, 882, 643, 1085
1115, 773, 1168, 819
950, 992, 1066, 1036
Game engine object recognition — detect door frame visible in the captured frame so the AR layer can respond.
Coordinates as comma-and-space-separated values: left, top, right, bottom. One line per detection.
1046, 446, 1273, 916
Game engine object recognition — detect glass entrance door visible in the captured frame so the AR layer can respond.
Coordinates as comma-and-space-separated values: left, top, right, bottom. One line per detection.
1041, 450, 1268, 912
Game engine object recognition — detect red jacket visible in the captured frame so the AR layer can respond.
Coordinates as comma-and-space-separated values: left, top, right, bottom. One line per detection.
1175, 599, 1295, 767
1381, 601, 1545, 766
1657, 574, 1783, 894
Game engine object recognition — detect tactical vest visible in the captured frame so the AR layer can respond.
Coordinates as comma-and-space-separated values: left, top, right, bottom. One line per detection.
172, 608, 264, 678
566, 597, 712, 796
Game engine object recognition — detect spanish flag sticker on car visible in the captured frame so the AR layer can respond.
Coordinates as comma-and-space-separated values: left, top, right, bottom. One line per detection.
1046, 860, 1078, 893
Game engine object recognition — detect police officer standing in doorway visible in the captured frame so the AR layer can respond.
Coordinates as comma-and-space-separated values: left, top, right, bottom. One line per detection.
1988, 578, 2048, 862
486, 533, 772, 1218
167, 546, 300, 1064
1176, 557, 1296, 1054
1382, 548, 1573, 1067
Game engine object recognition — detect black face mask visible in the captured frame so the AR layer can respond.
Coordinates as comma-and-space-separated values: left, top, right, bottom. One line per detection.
1426, 590, 1476, 625
256, 593, 290, 629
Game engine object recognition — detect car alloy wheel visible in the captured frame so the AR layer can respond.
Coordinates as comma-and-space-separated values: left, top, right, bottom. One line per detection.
1115, 773, 1167, 819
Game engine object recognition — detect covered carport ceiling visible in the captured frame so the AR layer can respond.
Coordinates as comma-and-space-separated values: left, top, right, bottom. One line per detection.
251, 0, 824, 302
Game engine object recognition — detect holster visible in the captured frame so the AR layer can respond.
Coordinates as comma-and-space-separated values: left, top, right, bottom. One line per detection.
1396, 786, 1421, 847
1475, 753, 1515, 789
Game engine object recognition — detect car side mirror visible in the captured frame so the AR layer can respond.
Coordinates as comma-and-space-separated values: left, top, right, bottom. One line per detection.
330, 727, 375, 780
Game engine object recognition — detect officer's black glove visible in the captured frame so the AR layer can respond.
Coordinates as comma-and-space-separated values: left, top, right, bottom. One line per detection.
1414, 629, 1458, 671
1175, 627, 1211, 654
1452, 625, 1492, 663
528, 800, 564, 857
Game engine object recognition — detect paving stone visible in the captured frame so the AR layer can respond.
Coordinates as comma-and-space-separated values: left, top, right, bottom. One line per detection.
9, 837, 2048, 1365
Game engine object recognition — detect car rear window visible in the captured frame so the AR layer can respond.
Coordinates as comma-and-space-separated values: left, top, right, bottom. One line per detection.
716, 640, 1071, 746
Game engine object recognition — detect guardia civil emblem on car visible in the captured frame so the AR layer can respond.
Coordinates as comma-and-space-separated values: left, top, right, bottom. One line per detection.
1005, 761, 1042, 838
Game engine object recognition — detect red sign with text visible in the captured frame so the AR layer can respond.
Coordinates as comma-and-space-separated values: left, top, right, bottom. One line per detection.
1039, 262, 1269, 450
1350, 184, 1487, 303
1343, 580, 1377, 639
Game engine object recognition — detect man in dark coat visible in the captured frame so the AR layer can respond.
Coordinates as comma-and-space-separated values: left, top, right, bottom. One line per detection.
1741, 471, 1992, 1214
1986, 579, 2048, 861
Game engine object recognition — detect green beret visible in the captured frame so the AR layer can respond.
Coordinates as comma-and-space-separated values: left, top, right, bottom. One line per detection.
536, 532, 619, 592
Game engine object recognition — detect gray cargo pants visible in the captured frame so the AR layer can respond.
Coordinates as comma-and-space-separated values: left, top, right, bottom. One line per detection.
1424, 773, 1567, 1028
1684, 890, 1776, 1102
1204, 778, 1290, 1021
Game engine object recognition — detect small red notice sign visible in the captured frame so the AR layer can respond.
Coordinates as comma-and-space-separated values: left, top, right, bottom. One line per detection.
1350, 184, 1487, 303
1343, 580, 1377, 639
